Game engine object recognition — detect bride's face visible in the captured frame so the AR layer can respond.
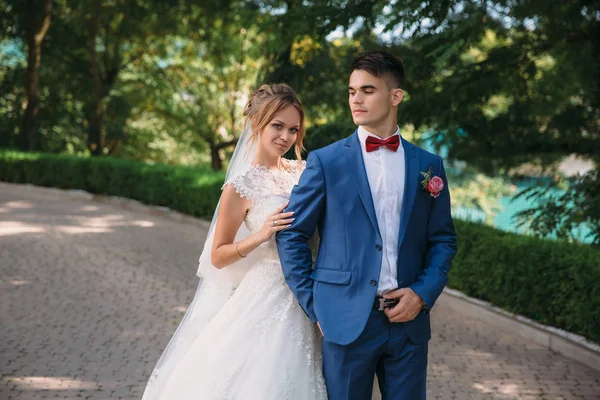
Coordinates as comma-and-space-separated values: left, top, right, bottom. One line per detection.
258, 105, 301, 157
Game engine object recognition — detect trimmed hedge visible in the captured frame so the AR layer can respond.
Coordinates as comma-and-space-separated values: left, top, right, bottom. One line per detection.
452, 220, 600, 343
1, 150, 599, 343
0, 151, 224, 219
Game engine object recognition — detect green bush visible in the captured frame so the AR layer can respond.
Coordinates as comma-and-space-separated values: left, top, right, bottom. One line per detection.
0, 150, 224, 219
452, 220, 600, 343
2, 151, 599, 343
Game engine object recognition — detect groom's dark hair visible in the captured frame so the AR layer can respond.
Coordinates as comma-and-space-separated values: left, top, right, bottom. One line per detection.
350, 50, 405, 90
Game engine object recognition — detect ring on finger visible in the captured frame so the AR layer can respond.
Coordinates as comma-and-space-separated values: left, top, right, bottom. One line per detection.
273, 220, 278, 226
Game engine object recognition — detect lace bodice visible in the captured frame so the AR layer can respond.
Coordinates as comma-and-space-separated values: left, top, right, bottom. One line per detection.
225, 160, 305, 261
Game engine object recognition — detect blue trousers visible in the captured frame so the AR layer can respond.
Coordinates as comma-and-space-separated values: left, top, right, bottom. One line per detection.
322, 308, 428, 400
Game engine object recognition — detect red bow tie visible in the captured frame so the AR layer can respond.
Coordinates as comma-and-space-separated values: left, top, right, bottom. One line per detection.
365, 135, 400, 152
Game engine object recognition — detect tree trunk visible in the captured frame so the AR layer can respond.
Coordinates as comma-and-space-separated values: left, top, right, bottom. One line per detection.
20, 0, 52, 151
210, 145, 223, 171
107, 139, 121, 155
87, 0, 105, 156
87, 100, 105, 156
211, 139, 238, 171
86, 0, 123, 157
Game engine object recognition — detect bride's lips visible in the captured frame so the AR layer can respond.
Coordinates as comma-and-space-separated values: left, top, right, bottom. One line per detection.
275, 143, 289, 151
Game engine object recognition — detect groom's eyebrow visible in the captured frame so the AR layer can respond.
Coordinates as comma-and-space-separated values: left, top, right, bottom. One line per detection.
348, 85, 378, 91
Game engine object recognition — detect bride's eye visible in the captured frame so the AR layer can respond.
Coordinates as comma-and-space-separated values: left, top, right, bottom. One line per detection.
272, 123, 282, 129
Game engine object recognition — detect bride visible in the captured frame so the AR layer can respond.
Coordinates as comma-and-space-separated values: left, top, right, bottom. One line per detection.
141, 84, 327, 399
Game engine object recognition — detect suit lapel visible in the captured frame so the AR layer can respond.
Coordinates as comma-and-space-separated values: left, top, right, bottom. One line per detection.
344, 132, 381, 238
398, 138, 418, 249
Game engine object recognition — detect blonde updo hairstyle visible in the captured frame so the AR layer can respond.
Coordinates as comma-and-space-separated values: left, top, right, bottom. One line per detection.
243, 83, 305, 161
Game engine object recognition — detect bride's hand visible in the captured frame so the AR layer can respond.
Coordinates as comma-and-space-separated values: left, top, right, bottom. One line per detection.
257, 202, 295, 243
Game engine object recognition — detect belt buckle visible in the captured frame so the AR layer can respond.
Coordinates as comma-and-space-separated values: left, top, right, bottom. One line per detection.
378, 297, 386, 311
378, 297, 398, 311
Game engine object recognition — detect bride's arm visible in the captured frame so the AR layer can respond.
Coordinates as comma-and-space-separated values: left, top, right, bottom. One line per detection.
211, 185, 294, 269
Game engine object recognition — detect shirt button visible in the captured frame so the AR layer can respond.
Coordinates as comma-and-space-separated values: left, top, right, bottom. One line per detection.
375, 244, 382, 251
370, 280, 377, 286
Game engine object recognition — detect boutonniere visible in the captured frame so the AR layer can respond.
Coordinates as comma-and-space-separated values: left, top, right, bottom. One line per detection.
420, 167, 444, 198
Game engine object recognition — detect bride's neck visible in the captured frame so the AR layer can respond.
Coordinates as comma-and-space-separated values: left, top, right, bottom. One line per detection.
252, 149, 282, 170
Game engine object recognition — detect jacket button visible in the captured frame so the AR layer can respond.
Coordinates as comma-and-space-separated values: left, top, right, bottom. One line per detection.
375, 244, 382, 251
370, 280, 377, 286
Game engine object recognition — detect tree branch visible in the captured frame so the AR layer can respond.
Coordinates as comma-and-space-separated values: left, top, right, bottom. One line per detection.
216, 139, 238, 150
34, 0, 53, 46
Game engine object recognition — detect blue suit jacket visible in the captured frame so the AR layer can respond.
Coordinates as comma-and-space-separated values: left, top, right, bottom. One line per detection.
276, 132, 457, 345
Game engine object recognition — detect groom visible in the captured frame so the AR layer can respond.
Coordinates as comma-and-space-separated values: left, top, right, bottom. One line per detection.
277, 50, 457, 399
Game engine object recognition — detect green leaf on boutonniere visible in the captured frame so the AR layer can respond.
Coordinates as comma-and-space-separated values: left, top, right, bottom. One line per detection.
420, 167, 433, 189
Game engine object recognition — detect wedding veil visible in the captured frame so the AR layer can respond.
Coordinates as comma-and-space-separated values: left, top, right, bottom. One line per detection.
196, 121, 258, 289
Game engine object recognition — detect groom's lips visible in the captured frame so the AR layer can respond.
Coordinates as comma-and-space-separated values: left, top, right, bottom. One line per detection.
353, 109, 367, 114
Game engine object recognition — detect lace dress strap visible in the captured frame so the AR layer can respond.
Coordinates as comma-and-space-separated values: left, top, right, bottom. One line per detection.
224, 167, 268, 203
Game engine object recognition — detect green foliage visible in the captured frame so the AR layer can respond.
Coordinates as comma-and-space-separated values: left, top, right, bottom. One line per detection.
381, 1, 600, 242
0, 62, 24, 146
1, 0, 239, 160
264, 36, 363, 122
451, 220, 600, 343
131, 9, 266, 170
0, 150, 224, 219
304, 121, 356, 153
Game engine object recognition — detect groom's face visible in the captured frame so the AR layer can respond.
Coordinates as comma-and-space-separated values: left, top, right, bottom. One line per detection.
348, 69, 402, 128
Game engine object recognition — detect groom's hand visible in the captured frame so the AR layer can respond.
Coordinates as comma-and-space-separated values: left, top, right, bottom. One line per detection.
383, 288, 425, 323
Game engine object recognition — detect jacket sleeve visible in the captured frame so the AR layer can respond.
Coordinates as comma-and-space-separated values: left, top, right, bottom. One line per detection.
410, 156, 457, 310
276, 151, 326, 323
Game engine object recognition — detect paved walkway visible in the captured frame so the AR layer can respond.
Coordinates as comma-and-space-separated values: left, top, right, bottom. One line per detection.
1, 182, 598, 400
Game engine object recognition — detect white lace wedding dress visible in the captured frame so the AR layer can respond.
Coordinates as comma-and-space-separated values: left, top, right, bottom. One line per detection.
141, 161, 327, 400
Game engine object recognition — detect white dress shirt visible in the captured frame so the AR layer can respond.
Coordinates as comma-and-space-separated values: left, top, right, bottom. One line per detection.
357, 126, 405, 295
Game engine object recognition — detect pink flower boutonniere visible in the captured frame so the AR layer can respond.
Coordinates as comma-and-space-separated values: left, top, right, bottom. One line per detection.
420, 167, 444, 198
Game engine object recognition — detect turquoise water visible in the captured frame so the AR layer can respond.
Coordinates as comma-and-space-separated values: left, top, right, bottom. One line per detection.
0, 40, 25, 65
421, 138, 593, 243
451, 178, 593, 244
493, 182, 593, 243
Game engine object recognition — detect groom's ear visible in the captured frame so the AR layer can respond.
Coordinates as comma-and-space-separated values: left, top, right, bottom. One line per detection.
391, 88, 404, 107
